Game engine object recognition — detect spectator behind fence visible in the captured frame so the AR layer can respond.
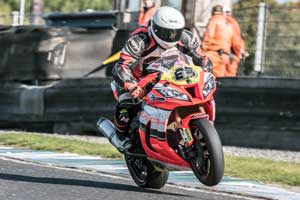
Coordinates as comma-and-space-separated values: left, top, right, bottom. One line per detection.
224, 6, 249, 77
201, 5, 233, 77
138, 0, 156, 25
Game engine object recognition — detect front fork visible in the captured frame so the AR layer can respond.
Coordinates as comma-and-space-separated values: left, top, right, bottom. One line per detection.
174, 106, 210, 161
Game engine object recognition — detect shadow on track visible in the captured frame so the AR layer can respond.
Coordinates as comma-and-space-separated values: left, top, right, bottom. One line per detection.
0, 173, 192, 197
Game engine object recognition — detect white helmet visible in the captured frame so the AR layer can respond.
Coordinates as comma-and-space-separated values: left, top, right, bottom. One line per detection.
149, 6, 185, 49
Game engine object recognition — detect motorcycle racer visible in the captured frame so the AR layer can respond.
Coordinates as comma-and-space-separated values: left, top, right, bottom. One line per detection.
111, 6, 213, 151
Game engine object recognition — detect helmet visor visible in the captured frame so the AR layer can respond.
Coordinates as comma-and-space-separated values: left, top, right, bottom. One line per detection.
153, 22, 183, 43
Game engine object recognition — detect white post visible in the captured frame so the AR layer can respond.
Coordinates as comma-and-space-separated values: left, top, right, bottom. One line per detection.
254, 3, 267, 73
19, 0, 26, 25
12, 11, 20, 26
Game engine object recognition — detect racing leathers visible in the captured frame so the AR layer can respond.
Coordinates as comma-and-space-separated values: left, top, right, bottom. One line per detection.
112, 22, 213, 137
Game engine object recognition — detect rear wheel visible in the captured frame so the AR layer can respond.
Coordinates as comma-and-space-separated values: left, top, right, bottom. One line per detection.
125, 154, 169, 189
189, 118, 224, 186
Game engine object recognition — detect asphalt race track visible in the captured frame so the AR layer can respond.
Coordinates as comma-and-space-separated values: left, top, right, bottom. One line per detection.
0, 147, 299, 200
0, 158, 251, 200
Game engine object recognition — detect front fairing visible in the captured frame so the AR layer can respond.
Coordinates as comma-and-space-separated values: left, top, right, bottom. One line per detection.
144, 50, 216, 110
138, 49, 216, 167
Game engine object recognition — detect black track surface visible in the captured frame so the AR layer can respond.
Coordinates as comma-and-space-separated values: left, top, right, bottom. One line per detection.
0, 158, 252, 200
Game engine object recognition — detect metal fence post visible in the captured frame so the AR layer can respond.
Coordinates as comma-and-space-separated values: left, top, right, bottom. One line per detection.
254, 3, 268, 74
19, 0, 26, 25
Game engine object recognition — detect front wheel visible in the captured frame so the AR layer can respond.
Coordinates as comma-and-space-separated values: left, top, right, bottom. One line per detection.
189, 118, 224, 186
125, 154, 169, 189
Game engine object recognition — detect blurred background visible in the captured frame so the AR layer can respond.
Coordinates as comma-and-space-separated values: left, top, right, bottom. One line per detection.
0, 0, 300, 78
0, 0, 299, 151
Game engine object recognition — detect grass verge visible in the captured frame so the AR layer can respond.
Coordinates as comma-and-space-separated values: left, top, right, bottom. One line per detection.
225, 155, 300, 187
0, 133, 299, 187
0, 133, 121, 158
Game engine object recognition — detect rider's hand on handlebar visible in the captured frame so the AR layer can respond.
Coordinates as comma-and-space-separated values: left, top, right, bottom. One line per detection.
130, 86, 144, 99
124, 82, 145, 99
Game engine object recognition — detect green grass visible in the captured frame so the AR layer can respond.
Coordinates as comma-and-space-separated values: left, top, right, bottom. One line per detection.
225, 156, 300, 187
0, 133, 121, 158
0, 133, 299, 187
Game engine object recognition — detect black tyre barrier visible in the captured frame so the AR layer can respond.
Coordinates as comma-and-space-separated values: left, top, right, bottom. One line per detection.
0, 77, 299, 151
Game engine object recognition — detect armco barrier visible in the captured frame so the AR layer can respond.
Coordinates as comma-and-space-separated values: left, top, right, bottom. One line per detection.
0, 78, 114, 133
215, 77, 300, 151
0, 77, 299, 151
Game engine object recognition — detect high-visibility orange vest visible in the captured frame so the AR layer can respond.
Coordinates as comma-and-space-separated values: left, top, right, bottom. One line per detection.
138, 7, 156, 25
227, 15, 246, 62
201, 14, 233, 77
201, 14, 233, 55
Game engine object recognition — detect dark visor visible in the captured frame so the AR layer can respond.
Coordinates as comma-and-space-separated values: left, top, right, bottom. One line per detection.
153, 22, 183, 43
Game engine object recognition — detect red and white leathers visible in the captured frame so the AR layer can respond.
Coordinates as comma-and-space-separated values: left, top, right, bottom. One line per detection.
112, 21, 214, 135
112, 21, 212, 93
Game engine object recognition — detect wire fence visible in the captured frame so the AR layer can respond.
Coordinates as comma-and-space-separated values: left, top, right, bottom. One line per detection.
1, 4, 300, 79
233, 6, 258, 76
234, 4, 300, 79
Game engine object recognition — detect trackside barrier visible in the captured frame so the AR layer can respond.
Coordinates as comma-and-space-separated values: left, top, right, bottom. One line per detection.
0, 23, 130, 81
0, 77, 299, 151
215, 77, 300, 151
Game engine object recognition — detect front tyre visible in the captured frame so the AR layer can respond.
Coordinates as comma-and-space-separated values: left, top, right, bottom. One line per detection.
189, 118, 224, 186
125, 154, 169, 189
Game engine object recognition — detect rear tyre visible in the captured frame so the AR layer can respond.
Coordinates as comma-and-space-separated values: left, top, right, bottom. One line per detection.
189, 118, 224, 186
125, 154, 169, 189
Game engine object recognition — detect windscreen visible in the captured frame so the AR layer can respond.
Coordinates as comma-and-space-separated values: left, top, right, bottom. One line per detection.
147, 49, 193, 72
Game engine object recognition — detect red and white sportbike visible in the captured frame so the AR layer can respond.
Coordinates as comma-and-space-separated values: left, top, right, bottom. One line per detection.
98, 48, 224, 188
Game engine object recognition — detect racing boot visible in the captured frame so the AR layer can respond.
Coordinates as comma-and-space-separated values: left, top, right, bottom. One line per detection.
113, 107, 132, 151
97, 105, 132, 153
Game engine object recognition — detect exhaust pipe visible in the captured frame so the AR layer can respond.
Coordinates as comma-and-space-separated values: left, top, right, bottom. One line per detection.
97, 117, 130, 153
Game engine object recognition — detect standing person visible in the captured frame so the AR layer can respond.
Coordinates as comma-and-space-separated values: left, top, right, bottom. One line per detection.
201, 5, 233, 77
224, 6, 248, 77
111, 7, 213, 151
138, 0, 156, 26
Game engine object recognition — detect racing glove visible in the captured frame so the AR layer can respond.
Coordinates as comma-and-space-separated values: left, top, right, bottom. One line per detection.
190, 50, 213, 72
124, 82, 144, 99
